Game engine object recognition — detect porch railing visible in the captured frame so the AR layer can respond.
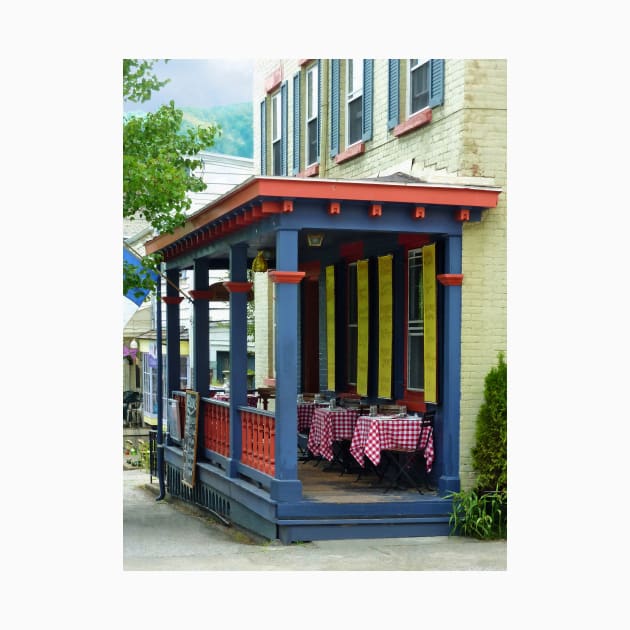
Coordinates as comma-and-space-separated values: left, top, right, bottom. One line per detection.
241, 408, 275, 476
202, 397, 230, 456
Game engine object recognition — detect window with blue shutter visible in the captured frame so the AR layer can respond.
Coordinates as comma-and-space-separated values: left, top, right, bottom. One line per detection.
388, 59, 400, 130
330, 59, 340, 158
362, 59, 373, 142
260, 99, 267, 175
293, 72, 300, 175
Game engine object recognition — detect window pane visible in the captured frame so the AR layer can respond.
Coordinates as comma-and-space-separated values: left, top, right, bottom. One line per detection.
410, 62, 429, 113
408, 333, 424, 390
273, 140, 282, 175
348, 96, 363, 145
307, 119, 318, 165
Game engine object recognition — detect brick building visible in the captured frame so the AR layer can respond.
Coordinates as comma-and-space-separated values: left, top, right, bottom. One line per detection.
253, 59, 506, 489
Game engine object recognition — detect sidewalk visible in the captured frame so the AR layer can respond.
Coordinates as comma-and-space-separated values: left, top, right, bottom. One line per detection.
123, 468, 507, 571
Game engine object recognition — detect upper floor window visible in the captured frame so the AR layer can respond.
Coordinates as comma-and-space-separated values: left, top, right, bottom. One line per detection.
388, 59, 444, 135
346, 58, 364, 146
271, 91, 282, 176
408, 59, 430, 115
305, 63, 319, 167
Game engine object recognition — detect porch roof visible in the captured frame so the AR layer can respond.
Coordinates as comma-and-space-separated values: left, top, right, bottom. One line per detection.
144, 175, 501, 263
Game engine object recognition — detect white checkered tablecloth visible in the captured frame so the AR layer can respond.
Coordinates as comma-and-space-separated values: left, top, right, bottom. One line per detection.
350, 415, 435, 472
307, 407, 360, 461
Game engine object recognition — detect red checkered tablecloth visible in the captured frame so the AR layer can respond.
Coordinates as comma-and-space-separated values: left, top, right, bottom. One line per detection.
307, 407, 360, 461
297, 402, 314, 432
350, 415, 435, 472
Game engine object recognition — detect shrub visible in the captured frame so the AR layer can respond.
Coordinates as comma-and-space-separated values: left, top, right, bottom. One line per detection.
471, 352, 507, 492
449, 353, 507, 539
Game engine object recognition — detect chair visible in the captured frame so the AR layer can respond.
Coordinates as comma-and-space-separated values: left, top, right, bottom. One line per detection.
381, 411, 435, 493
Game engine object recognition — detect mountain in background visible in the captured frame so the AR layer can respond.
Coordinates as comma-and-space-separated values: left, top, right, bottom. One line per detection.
180, 102, 253, 159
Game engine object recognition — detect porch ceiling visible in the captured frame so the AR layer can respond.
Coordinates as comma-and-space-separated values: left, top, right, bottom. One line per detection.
144, 175, 501, 265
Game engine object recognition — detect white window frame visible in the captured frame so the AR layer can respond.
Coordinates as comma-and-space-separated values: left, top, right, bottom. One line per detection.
407, 248, 424, 392
305, 63, 319, 167
346, 58, 363, 147
271, 91, 282, 175
408, 58, 430, 117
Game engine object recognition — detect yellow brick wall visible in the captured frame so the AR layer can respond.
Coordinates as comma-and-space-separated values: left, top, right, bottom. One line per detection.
253, 59, 507, 488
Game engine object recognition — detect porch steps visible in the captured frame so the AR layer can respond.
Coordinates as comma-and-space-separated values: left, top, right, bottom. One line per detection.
275, 514, 451, 544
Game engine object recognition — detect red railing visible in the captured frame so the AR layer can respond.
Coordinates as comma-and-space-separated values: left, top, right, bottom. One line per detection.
203, 399, 230, 456
241, 409, 275, 476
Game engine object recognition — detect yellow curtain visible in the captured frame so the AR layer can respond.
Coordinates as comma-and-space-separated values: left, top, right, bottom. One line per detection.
325, 265, 335, 390
356, 259, 369, 395
422, 243, 438, 402
377, 254, 393, 398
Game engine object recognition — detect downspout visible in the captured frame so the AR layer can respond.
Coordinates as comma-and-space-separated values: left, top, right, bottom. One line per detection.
156, 270, 166, 500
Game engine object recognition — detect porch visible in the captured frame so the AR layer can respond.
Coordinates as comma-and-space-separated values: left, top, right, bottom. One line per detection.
163, 392, 449, 542
145, 175, 501, 543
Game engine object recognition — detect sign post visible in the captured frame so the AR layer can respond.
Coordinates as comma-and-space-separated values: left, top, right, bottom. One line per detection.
182, 390, 199, 488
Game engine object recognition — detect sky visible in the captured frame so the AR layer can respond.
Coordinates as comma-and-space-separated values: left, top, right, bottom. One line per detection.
123, 58, 254, 113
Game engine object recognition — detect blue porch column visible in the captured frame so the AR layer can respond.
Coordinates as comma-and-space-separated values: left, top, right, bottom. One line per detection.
192, 258, 210, 398
438, 235, 463, 494
165, 268, 182, 398
225, 242, 250, 477
269, 229, 304, 501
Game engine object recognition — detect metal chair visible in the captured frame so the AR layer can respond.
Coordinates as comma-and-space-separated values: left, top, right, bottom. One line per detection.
381, 411, 435, 493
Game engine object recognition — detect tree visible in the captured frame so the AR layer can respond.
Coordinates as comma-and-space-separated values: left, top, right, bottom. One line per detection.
123, 59, 220, 295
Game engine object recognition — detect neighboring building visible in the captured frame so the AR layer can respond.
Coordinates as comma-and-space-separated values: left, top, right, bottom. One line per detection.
123, 152, 254, 425
144, 58, 506, 542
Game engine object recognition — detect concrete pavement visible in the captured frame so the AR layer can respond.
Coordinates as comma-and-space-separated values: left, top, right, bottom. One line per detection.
123, 468, 507, 571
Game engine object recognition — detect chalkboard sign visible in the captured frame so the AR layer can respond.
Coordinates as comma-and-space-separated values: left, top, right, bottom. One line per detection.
181, 390, 199, 488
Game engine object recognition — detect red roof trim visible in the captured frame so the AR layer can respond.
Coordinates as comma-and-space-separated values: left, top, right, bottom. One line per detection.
145, 177, 501, 255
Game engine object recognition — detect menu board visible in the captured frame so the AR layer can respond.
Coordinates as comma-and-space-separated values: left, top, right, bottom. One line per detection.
181, 390, 199, 488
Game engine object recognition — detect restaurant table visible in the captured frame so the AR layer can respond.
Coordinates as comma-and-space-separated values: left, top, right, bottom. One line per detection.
297, 400, 330, 433
307, 407, 360, 466
350, 414, 435, 472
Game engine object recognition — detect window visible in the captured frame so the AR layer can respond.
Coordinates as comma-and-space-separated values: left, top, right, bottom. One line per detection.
347, 262, 358, 386
346, 59, 364, 146
271, 91, 282, 176
388, 58, 444, 134
305, 63, 319, 166
407, 249, 424, 391
409, 59, 430, 115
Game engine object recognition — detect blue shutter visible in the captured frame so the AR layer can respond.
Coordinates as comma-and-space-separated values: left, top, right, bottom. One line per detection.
317, 59, 322, 162
260, 99, 267, 175
292, 72, 300, 175
388, 59, 400, 130
281, 81, 288, 176
330, 59, 340, 158
429, 59, 445, 108
362, 59, 373, 142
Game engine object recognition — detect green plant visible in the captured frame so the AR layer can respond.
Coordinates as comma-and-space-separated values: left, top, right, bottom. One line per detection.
449, 353, 508, 539
448, 487, 507, 539
471, 353, 507, 492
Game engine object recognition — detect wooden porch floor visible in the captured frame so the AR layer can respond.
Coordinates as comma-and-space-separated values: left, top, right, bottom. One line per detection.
296, 455, 438, 503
